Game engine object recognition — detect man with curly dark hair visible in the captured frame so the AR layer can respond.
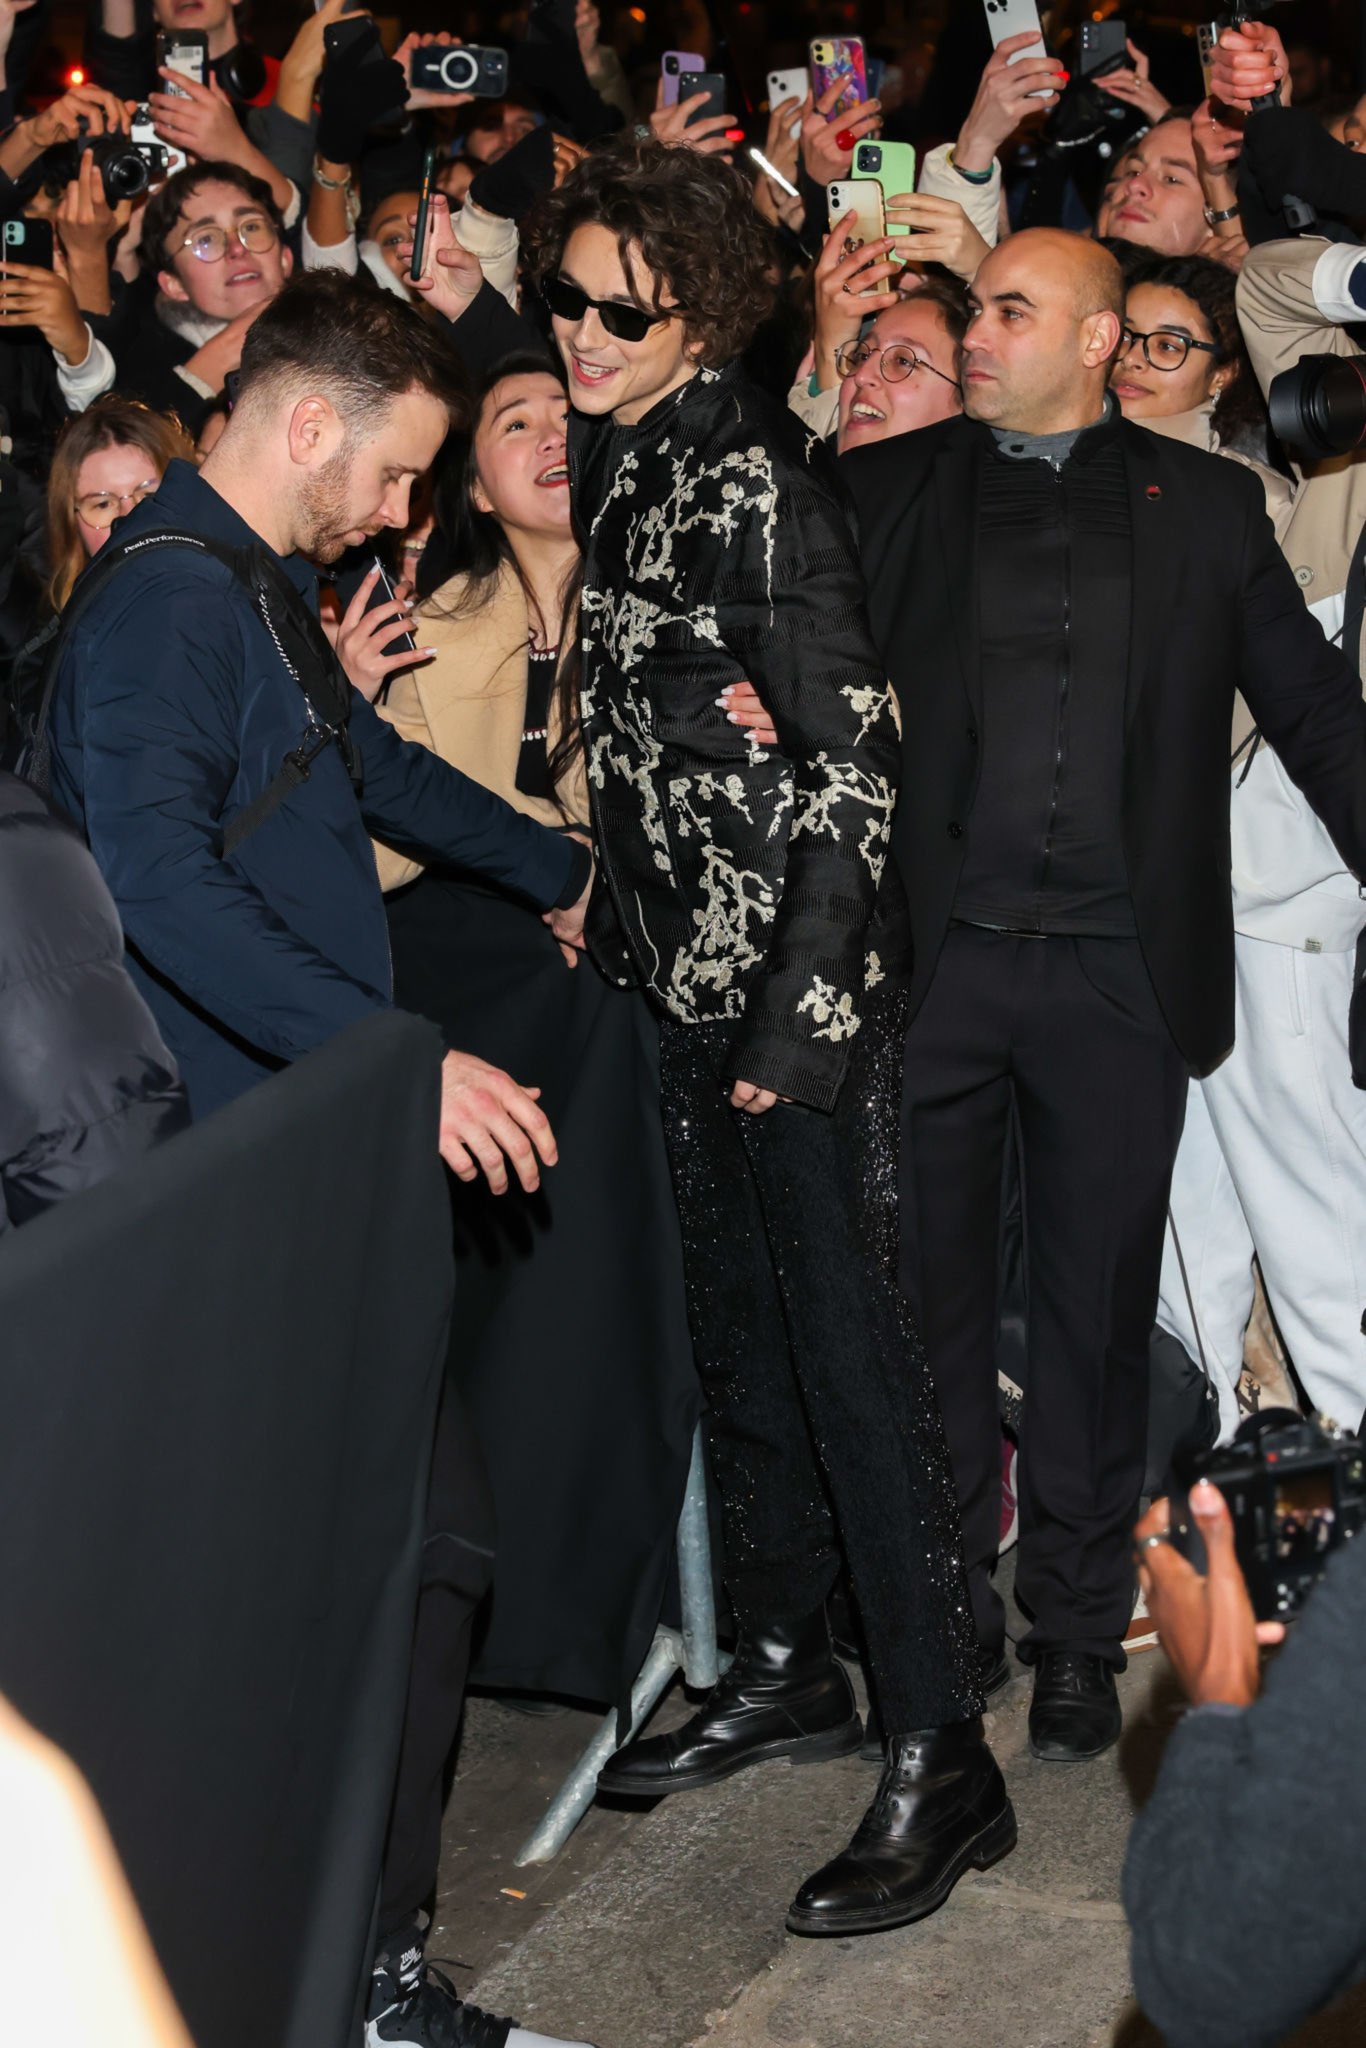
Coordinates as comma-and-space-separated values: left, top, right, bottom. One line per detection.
527, 135, 1014, 1937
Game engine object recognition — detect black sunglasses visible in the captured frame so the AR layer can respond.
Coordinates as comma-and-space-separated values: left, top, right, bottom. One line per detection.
542, 274, 680, 345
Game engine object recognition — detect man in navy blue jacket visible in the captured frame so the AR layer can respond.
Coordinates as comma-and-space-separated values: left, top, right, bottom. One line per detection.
48, 273, 598, 2048
49, 272, 592, 1201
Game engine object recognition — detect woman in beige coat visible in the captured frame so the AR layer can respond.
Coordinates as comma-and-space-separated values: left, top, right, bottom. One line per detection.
368, 352, 696, 1722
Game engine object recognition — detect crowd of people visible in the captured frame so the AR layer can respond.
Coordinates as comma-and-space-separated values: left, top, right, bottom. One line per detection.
4, 0, 1366, 2044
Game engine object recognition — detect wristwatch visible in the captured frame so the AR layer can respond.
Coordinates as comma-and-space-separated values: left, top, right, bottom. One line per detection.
1203, 202, 1240, 226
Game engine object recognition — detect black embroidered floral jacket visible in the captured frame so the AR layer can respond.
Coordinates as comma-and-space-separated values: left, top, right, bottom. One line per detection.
570, 362, 909, 1114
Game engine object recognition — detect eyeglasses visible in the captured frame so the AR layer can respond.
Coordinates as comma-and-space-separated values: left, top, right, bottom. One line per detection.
176, 213, 280, 265
541, 275, 679, 345
74, 480, 160, 528
834, 339, 960, 390
1119, 324, 1218, 372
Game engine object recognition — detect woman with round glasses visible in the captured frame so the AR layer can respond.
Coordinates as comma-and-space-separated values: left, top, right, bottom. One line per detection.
45, 396, 196, 610
1109, 254, 1284, 499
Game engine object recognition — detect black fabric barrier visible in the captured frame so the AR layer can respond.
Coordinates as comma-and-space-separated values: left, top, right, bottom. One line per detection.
0, 1011, 453, 2048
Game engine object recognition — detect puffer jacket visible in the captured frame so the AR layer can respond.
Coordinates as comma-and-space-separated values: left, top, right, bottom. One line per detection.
570, 361, 909, 1116
0, 774, 188, 1233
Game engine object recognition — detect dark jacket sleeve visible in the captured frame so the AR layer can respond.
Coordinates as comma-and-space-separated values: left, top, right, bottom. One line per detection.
84, 21, 157, 101
70, 570, 397, 1065
1234, 468, 1366, 880
439, 282, 550, 380
717, 442, 901, 1111
353, 692, 589, 910
1123, 1534, 1366, 2048
0, 781, 188, 1231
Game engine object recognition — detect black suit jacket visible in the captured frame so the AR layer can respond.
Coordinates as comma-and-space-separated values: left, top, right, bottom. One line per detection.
841, 413, 1366, 1073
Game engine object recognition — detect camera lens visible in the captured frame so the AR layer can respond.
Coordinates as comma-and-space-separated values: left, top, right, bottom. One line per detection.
440, 46, 479, 91
89, 135, 152, 202
863, 146, 881, 169
665, 54, 678, 73
1268, 353, 1366, 460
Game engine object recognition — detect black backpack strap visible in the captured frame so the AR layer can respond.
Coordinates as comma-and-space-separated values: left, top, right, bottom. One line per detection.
19, 531, 243, 795
25, 529, 354, 860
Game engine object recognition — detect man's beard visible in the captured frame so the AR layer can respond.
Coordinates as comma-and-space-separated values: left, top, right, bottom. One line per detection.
297, 444, 358, 564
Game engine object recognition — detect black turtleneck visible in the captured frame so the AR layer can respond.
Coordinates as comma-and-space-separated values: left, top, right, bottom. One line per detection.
952, 404, 1136, 938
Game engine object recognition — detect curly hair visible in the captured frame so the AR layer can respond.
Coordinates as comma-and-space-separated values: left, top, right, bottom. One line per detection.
1125, 252, 1268, 453
523, 135, 778, 371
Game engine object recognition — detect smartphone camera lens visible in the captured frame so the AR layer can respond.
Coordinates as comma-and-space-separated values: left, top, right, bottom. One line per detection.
863, 146, 881, 170
665, 54, 678, 73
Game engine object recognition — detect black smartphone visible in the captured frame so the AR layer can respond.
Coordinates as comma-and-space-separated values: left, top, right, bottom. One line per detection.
409, 143, 439, 285
155, 28, 209, 94
323, 13, 384, 65
365, 558, 418, 659
411, 43, 510, 97
1078, 19, 1128, 78
679, 70, 728, 122
0, 217, 54, 269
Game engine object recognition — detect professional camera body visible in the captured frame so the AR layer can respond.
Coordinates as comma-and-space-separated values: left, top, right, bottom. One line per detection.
411, 42, 509, 99
1270, 352, 1366, 459
44, 114, 170, 205
1170, 1408, 1366, 1621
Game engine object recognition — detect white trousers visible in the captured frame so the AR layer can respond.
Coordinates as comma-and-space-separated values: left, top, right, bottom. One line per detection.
1157, 932, 1366, 1441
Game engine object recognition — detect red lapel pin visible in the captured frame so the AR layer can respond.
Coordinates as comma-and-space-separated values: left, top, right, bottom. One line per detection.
1146, 485, 1162, 500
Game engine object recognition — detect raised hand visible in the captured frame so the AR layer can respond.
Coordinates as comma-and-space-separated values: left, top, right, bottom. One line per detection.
954, 30, 1065, 174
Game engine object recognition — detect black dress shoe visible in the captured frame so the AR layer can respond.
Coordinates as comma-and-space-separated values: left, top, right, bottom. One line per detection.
860, 1647, 1011, 1761
596, 1610, 861, 1797
1027, 1650, 1122, 1763
787, 1720, 1017, 1936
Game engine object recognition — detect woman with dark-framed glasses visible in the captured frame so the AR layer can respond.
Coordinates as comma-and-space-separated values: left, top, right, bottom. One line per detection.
1109, 252, 1280, 477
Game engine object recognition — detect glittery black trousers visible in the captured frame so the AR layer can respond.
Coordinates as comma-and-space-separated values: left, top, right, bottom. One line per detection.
658, 986, 983, 1734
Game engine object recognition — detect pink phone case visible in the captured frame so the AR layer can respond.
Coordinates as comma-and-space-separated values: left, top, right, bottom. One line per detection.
810, 37, 868, 118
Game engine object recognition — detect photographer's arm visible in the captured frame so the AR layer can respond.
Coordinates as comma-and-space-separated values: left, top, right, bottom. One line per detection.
1125, 1521, 1366, 2048
1237, 234, 1366, 403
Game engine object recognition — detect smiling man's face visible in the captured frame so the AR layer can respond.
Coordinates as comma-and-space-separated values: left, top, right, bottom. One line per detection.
158, 178, 292, 324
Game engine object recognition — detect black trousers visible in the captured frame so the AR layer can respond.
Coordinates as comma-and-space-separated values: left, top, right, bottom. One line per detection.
659, 986, 982, 1735
377, 1376, 496, 1939
899, 926, 1188, 1666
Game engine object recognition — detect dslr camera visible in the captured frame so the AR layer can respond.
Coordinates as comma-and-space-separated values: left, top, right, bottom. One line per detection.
1170, 1408, 1366, 1622
1269, 353, 1366, 460
411, 43, 509, 98
44, 114, 170, 205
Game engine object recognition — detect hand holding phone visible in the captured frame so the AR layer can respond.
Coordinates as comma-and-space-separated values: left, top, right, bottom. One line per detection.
810, 36, 868, 117
409, 144, 439, 285
155, 28, 208, 95
651, 76, 735, 155
332, 560, 429, 703
679, 71, 728, 124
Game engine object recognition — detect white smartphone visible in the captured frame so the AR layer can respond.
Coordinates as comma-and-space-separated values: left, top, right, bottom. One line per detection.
982, 0, 1047, 70
827, 178, 886, 248
767, 65, 807, 142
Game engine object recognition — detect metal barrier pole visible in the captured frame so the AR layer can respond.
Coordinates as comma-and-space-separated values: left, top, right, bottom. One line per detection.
513, 1422, 715, 1867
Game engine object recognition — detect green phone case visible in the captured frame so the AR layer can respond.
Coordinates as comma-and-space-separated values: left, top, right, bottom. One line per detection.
852, 142, 917, 262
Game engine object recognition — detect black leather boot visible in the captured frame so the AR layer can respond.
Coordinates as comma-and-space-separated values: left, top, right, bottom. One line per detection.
861, 1648, 1012, 1761
786, 1720, 1016, 1936
1028, 1650, 1122, 1762
596, 1610, 861, 1797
